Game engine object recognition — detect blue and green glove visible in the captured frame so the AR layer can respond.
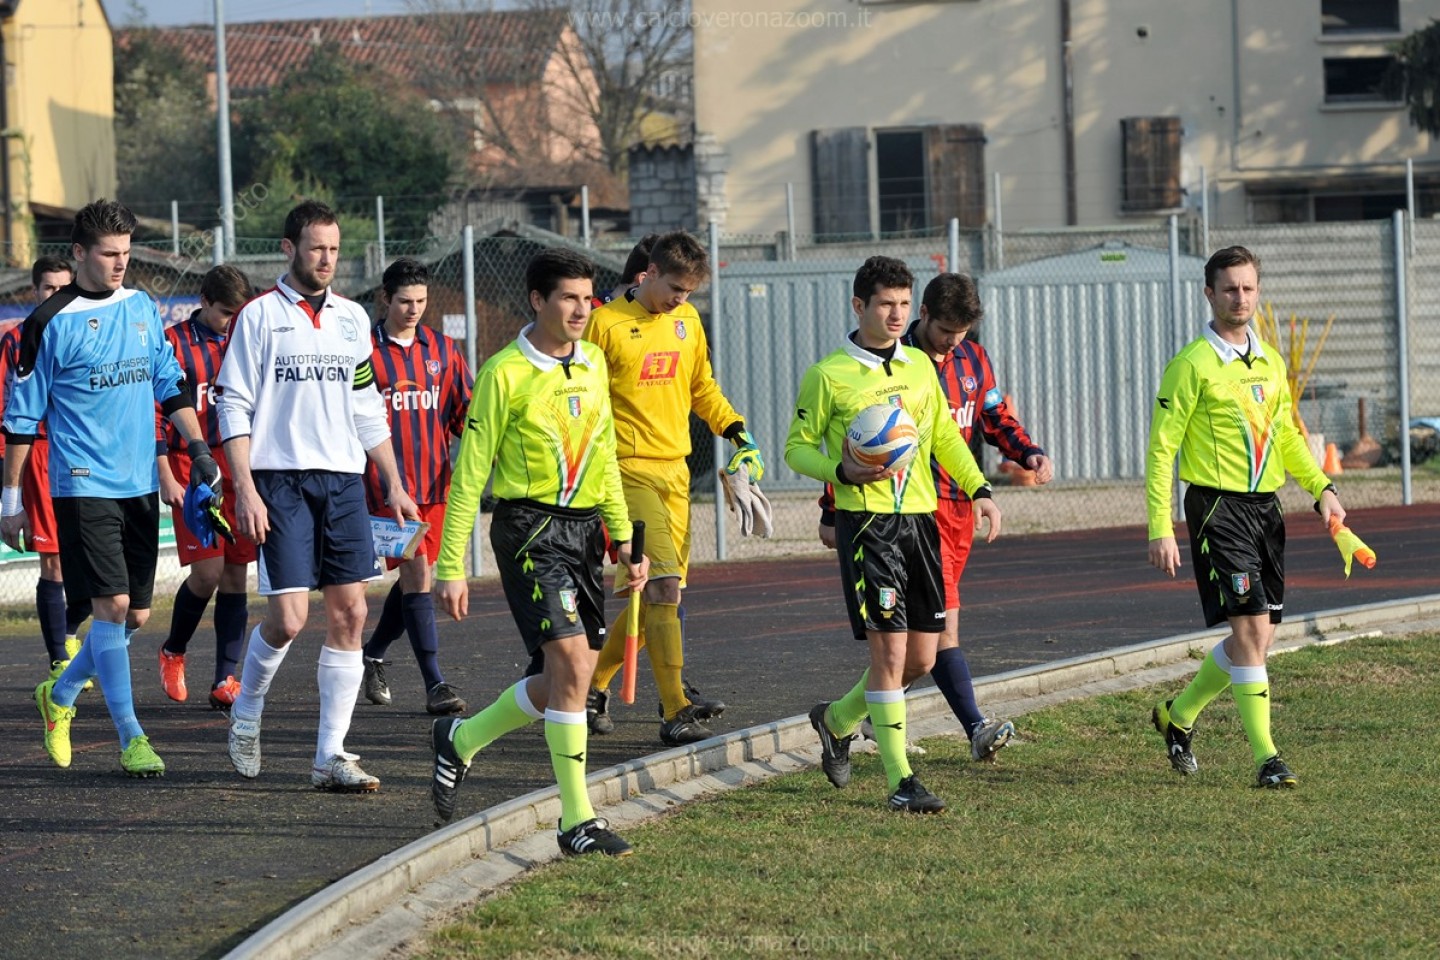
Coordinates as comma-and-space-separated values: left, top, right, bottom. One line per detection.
724, 428, 765, 483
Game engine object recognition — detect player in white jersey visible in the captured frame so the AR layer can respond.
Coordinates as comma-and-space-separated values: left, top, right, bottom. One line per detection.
215, 200, 418, 792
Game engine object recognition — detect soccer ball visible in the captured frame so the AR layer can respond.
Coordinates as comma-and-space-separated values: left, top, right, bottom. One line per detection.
844, 403, 919, 472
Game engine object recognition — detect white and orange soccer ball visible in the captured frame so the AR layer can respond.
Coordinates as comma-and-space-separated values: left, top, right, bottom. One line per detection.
844, 403, 919, 473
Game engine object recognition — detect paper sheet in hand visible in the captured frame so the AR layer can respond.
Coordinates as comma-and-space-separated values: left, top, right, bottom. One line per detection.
371, 518, 430, 561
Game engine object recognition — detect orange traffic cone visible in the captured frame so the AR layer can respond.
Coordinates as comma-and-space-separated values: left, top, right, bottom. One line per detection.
1322, 442, 1343, 475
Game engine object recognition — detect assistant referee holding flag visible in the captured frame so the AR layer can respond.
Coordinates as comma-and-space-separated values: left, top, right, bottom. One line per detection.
1146, 245, 1345, 789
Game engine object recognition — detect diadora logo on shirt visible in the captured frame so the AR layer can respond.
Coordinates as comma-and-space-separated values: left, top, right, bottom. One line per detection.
637, 351, 679, 384
386, 380, 442, 411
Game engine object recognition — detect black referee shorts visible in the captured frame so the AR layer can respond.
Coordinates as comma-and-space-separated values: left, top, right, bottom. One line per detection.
835, 509, 946, 641
1184, 485, 1285, 628
491, 499, 609, 657
54, 494, 160, 609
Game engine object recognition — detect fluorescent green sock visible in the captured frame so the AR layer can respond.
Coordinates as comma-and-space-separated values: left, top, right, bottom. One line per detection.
1230, 665, 1277, 765
453, 679, 541, 760
826, 670, 870, 737
546, 709, 596, 831
1169, 641, 1233, 730
865, 690, 912, 791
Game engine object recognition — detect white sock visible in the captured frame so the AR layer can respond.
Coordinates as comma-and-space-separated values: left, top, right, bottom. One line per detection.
316, 645, 363, 767
233, 626, 290, 722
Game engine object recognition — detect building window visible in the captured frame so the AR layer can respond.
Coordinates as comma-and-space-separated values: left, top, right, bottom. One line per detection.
811, 124, 985, 242
876, 130, 927, 236
1120, 117, 1183, 212
1321, 0, 1399, 35
1323, 57, 1401, 104
1247, 180, 1439, 223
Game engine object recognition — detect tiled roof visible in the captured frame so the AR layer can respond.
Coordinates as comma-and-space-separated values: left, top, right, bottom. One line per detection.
117, 9, 568, 96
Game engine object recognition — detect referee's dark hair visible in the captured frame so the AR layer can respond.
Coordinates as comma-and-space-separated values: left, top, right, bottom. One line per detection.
31, 255, 73, 289
1204, 245, 1260, 289
382, 257, 430, 298
526, 247, 595, 302
852, 255, 914, 304
922, 272, 983, 330
283, 200, 339, 245
71, 199, 138, 250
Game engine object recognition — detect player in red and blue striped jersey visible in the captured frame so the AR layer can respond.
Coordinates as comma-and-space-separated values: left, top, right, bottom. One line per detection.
360, 258, 473, 716
155, 265, 256, 709
820, 272, 1052, 761
0, 257, 93, 683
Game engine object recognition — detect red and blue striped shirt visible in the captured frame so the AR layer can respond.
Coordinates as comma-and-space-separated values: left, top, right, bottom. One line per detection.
364, 323, 472, 508
901, 324, 1043, 501
161, 312, 227, 451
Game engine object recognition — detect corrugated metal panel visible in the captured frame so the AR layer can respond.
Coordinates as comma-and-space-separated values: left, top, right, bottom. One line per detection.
711, 259, 941, 492
1210, 223, 1398, 443
980, 251, 1208, 481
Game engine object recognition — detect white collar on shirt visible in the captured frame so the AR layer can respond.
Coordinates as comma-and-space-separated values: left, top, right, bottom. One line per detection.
842, 332, 915, 370
517, 323, 594, 371
1203, 322, 1267, 363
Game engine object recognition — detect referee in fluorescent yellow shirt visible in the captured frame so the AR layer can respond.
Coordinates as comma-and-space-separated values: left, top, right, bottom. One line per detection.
1146, 245, 1345, 790
582, 231, 762, 746
429, 248, 647, 856
786, 256, 1002, 813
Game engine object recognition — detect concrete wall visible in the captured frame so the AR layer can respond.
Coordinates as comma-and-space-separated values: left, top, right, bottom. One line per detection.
693, 0, 1440, 236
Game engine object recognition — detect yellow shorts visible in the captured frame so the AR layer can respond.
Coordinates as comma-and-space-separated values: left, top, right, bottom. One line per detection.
619, 458, 691, 586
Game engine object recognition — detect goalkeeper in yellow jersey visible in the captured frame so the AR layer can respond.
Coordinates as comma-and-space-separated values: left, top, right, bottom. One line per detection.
430, 248, 647, 856
1146, 245, 1346, 790
786, 256, 1002, 813
582, 231, 762, 746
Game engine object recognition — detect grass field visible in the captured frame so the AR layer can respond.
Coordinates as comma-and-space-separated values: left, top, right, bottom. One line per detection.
416, 632, 1440, 959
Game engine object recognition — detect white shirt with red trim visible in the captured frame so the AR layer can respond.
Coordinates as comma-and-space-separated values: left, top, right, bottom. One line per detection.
216, 276, 389, 472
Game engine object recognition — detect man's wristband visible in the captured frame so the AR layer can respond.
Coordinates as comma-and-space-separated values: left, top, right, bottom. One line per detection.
2, 486, 23, 516
970, 484, 994, 501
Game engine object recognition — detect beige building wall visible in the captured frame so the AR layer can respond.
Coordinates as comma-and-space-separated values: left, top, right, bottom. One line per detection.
1, 0, 116, 255
694, 0, 1440, 235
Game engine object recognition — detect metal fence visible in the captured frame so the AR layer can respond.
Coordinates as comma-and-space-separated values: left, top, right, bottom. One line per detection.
0, 214, 1435, 603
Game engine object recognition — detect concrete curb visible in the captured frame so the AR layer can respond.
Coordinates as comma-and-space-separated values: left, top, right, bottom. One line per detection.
224, 593, 1440, 960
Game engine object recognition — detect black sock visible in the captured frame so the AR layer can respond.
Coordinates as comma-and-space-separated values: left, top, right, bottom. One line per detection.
402, 592, 444, 690
213, 591, 249, 686
931, 646, 986, 737
37, 579, 67, 662
363, 582, 405, 660
164, 581, 211, 656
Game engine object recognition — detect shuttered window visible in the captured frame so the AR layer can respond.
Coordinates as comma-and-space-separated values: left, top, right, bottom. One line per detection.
1120, 116, 1182, 212
925, 123, 986, 228
811, 127, 871, 242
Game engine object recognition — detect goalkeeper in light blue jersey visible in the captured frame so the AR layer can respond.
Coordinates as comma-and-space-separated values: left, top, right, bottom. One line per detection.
1, 199, 219, 780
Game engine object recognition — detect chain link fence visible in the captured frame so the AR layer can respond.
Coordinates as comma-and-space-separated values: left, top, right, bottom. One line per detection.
0, 214, 1434, 603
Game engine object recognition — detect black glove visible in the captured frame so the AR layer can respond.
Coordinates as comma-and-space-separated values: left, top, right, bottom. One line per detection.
187, 439, 222, 494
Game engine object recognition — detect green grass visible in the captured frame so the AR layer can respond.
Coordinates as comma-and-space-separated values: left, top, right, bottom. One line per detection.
417, 633, 1440, 959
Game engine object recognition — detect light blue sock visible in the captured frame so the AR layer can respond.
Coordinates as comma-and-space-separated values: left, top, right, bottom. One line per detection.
52, 639, 97, 707
89, 619, 144, 749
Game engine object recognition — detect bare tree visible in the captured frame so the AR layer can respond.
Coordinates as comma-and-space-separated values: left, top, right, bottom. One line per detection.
408, 0, 692, 181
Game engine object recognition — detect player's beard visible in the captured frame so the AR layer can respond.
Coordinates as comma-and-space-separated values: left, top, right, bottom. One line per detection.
289, 260, 331, 295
